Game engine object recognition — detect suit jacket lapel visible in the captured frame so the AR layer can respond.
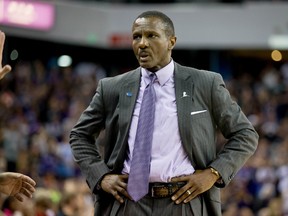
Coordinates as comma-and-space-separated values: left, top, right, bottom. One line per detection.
174, 63, 196, 167
111, 68, 141, 171
118, 68, 141, 149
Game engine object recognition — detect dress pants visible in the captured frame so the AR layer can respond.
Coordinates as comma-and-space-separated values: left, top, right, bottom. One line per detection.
111, 195, 199, 216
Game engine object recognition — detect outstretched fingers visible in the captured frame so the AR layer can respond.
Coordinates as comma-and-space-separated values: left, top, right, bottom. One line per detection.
0, 31, 12, 79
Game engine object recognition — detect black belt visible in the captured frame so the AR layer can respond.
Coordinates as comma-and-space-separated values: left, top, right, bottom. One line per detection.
148, 182, 186, 198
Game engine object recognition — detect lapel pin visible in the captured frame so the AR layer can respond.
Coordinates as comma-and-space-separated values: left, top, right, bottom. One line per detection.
182, 91, 189, 98
126, 92, 132, 97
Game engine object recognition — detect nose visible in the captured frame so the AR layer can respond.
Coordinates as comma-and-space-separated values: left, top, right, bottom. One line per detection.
139, 37, 148, 48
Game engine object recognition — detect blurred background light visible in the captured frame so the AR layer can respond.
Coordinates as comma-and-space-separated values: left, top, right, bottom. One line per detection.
0, 0, 55, 30
268, 35, 288, 50
10, 49, 18, 61
57, 55, 72, 67
271, 50, 282, 62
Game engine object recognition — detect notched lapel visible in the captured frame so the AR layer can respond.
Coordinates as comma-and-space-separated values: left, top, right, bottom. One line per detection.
119, 70, 140, 130
174, 64, 196, 167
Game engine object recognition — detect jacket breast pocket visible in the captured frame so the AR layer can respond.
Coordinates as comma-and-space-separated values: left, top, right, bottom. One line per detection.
190, 109, 209, 120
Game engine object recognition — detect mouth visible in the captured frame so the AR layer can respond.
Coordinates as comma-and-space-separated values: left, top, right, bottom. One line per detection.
138, 51, 149, 61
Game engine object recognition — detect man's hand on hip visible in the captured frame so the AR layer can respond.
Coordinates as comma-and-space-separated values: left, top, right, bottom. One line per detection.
170, 169, 219, 204
100, 174, 131, 203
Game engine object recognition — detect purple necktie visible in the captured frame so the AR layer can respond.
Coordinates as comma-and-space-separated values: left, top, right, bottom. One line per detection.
127, 73, 157, 202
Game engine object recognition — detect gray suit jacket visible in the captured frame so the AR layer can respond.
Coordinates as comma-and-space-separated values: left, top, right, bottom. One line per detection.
70, 62, 259, 216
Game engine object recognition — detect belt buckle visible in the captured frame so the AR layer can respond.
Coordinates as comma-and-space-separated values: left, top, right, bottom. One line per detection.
151, 185, 159, 198
151, 185, 170, 198
149, 182, 185, 198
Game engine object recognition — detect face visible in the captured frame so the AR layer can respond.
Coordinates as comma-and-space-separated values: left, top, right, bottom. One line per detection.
132, 17, 176, 72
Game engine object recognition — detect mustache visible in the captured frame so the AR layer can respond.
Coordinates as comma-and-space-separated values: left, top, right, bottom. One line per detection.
138, 51, 149, 57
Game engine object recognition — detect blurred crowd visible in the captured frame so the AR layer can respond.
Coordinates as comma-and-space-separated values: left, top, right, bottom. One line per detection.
221, 62, 288, 216
0, 59, 107, 216
0, 55, 287, 215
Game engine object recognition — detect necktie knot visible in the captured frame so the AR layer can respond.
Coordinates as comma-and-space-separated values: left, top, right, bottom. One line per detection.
146, 73, 157, 88
149, 73, 157, 83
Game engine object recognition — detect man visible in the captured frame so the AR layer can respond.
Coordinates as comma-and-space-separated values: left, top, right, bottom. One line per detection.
0, 31, 37, 202
70, 11, 258, 216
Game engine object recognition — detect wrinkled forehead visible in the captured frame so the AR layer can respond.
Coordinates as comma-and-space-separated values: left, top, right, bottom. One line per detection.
132, 17, 165, 32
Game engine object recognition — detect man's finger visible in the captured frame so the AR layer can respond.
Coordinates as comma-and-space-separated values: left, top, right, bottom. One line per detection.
14, 193, 24, 202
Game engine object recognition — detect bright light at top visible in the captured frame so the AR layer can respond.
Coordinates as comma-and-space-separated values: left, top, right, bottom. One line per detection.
0, 0, 55, 31
7, 1, 35, 25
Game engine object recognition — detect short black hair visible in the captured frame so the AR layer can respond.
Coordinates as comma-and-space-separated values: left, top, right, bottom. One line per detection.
135, 10, 175, 37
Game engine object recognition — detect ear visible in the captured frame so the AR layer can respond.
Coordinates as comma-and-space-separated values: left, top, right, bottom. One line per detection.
168, 36, 177, 50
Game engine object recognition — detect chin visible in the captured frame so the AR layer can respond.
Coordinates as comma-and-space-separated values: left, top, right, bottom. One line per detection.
139, 62, 151, 68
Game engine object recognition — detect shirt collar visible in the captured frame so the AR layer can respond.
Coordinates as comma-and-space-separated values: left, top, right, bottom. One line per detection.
141, 60, 174, 86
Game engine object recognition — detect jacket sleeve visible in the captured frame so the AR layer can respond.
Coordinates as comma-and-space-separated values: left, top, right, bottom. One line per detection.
69, 79, 110, 193
209, 73, 259, 187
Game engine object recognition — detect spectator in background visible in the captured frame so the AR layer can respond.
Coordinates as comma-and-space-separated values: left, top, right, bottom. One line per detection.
0, 31, 36, 202
56, 191, 81, 216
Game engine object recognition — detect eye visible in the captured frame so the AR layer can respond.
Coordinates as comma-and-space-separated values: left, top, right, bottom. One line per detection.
148, 34, 157, 38
133, 35, 141, 40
